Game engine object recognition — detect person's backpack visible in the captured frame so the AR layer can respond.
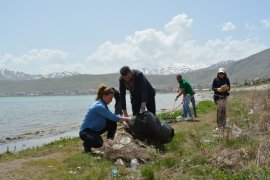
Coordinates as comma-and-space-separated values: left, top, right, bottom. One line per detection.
125, 111, 174, 144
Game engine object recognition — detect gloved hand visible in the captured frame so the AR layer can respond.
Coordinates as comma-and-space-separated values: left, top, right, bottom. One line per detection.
175, 96, 179, 101
220, 84, 229, 91
140, 102, 146, 113
123, 110, 129, 117
217, 87, 226, 93
119, 116, 131, 122
224, 85, 230, 91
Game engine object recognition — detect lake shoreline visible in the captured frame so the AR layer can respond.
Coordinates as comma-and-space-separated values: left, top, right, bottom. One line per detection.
0, 92, 213, 154
0, 127, 79, 154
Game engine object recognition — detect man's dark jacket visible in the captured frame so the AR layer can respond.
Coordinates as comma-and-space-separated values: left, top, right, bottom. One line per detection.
119, 70, 155, 111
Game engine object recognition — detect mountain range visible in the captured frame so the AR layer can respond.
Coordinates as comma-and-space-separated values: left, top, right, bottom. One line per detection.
183, 48, 270, 87
0, 48, 269, 96
0, 64, 202, 81
0, 69, 79, 81
140, 64, 205, 75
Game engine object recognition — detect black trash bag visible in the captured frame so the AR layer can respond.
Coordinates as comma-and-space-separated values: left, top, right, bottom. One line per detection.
125, 111, 174, 144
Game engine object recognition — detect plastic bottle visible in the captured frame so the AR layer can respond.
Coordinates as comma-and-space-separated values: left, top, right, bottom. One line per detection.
130, 158, 139, 171
111, 167, 118, 177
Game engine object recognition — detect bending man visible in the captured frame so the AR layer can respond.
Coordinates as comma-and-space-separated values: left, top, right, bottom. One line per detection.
119, 66, 156, 116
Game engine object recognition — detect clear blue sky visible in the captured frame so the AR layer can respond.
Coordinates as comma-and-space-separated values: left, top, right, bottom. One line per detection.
0, 0, 269, 74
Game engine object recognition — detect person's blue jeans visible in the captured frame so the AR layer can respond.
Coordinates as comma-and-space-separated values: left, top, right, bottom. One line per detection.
181, 95, 192, 118
190, 95, 197, 117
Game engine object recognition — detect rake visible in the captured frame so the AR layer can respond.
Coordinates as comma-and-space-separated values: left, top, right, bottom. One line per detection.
162, 101, 183, 123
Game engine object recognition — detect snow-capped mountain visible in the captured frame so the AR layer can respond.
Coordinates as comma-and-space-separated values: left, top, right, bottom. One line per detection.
44, 71, 80, 79
140, 64, 206, 75
0, 69, 43, 80
0, 68, 80, 81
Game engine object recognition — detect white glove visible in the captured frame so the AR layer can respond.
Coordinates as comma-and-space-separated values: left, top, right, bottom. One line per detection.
140, 102, 146, 113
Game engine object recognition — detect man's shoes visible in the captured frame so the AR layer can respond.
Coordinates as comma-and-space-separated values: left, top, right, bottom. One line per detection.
84, 147, 92, 153
176, 116, 184, 122
185, 117, 193, 121
84, 149, 98, 156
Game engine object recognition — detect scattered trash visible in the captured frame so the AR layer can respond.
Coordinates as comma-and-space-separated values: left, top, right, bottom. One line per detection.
202, 139, 213, 143
119, 137, 131, 145
248, 109, 254, 115
111, 167, 118, 177
115, 158, 125, 165
112, 144, 124, 150
68, 170, 77, 174
94, 150, 104, 155
93, 156, 101, 160
130, 158, 139, 171
232, 125, 243, 137
97, 129, 156, 164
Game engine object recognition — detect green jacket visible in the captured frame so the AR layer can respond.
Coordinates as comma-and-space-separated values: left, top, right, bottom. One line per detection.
178, 79, 193, 95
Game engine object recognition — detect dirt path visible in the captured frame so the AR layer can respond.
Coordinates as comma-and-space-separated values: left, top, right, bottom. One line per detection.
0, 151, 68, 180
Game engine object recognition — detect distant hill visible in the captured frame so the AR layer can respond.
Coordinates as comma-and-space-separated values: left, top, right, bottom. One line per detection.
0, 69, 43, 80
0, 64, 201, 80
183, 48, 270, 87
0, 69, 79, 81
0, 48, 269, 96
0, 73, 120, 95
226, 49, 270, 83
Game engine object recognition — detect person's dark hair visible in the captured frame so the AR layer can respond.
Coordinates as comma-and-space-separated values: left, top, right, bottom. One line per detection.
120, 66, 131, 76
96, 84, 114, 100
176, 74, 182, 79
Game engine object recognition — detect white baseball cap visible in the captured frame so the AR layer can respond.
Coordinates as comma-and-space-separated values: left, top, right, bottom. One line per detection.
218, 68, 225, 73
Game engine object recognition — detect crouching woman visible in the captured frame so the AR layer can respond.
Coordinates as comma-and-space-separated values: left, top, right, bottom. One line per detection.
79, 84, 130, 153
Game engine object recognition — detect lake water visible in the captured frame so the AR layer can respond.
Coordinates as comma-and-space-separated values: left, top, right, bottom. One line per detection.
0, 92, 212, 154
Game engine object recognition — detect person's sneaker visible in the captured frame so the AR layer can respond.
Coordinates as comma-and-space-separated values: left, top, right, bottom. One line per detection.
176, 116, 184, 122
185, 117, 193, 121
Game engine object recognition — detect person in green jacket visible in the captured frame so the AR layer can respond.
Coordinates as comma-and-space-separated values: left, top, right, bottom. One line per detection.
175, 74, 194, 121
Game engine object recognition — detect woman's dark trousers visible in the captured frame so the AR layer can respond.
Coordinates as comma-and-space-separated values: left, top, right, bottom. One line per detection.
79, 120, 117, 152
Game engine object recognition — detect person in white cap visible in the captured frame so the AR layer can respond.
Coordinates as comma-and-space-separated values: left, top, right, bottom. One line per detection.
211, 68, 231, 129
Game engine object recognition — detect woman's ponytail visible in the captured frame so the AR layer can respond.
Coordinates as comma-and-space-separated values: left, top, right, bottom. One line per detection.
95, 84, 114, 100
